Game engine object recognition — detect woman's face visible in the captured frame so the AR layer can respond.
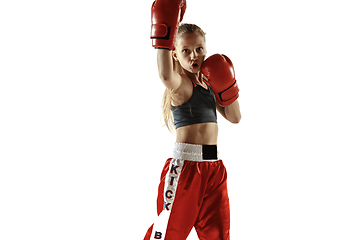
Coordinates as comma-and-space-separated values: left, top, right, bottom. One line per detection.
173, 33, 207, 74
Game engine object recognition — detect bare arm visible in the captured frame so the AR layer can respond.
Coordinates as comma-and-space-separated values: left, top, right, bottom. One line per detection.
216, 100, 241, 124
157, 49, 182, 91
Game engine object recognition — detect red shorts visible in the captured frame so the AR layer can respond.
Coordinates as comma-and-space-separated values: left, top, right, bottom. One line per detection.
144, 143, 230, 240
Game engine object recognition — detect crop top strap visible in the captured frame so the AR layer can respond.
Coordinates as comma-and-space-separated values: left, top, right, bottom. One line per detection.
191, 80, 197, 87
202, 76, 211, 86
192, 77, 210, 88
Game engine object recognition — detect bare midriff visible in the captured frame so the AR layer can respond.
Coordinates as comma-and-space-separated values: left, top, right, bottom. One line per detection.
175, 122, 218, 145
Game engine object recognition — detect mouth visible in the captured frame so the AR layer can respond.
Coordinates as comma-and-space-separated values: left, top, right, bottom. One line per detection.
191, 62, 199, 68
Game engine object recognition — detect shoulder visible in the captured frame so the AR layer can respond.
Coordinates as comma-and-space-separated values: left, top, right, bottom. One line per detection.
171, 73, 192, 92
171, 75, 194, 106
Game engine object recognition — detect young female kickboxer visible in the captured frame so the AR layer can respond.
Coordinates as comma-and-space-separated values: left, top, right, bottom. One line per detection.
144, 0, 241, 239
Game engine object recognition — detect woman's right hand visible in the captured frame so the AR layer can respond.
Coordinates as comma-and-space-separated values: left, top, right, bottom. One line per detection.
150, 0, 186, 50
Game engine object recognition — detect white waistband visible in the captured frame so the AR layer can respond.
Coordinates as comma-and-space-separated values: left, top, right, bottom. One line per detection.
173, 142, 219, 162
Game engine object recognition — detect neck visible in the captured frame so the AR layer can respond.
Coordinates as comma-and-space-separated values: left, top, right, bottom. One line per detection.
184, 70, 202, 84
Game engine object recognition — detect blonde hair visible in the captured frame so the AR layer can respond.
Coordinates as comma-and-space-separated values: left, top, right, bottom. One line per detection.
161, 23, 206, 132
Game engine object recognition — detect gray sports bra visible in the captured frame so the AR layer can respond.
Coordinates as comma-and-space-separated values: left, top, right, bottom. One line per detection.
171, 80, 217, 129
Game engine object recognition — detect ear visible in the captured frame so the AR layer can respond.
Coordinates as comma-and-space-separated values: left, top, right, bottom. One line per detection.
172, 50, 179, 62
203, 45, 208, 56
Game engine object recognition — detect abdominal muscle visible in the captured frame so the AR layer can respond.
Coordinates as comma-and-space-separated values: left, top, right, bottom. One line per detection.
175, 122, 218, 145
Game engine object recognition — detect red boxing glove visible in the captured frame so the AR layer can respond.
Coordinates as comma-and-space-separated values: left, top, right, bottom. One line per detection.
150, 0, 186, 50
201, 54, 239, 106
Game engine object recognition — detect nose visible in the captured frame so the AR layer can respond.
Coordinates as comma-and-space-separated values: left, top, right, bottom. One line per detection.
190, 50, 198, 60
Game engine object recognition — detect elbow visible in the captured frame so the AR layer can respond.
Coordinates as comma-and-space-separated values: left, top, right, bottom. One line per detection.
160, 75, 170, 83
159, 72, 172, 83
230, 113, 241, 124
224, 100, 241, 124
230, 118, 241, 124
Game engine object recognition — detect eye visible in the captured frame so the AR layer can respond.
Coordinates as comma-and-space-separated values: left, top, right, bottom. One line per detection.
182, 49, 189, 53
197, 47, 203, 52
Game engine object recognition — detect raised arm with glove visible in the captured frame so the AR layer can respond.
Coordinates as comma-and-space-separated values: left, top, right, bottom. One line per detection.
150, 0, 186, 50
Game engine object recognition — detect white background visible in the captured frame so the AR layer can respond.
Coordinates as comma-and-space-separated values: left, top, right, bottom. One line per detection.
1, 0, 360, 239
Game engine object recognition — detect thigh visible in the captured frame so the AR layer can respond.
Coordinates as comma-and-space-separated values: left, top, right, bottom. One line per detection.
195, 161, 230, 240
152, 159, 206, 240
